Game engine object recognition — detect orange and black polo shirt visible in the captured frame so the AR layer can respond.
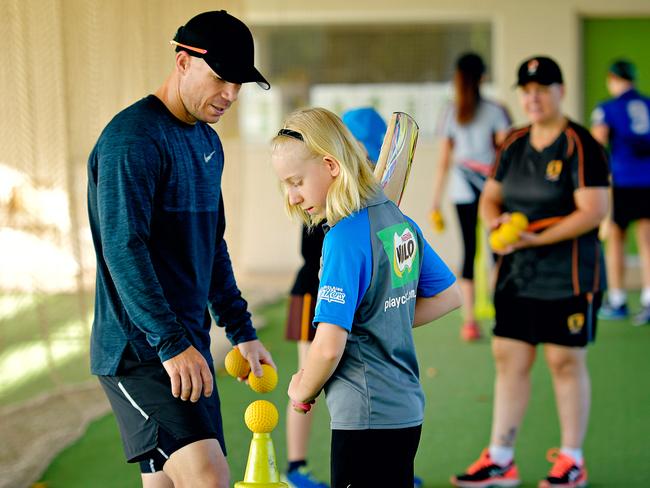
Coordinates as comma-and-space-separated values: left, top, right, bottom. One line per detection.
492, 120, 610, 299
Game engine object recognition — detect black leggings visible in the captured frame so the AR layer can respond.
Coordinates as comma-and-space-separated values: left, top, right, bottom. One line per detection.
455, 199, 480, 280
330, 425, 422, 488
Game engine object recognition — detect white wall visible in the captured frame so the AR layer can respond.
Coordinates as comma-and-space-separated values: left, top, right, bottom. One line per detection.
229, 0, 650, 279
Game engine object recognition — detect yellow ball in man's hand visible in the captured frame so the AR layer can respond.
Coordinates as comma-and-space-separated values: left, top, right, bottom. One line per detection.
224, 348, 250, 378
248, 364, 278, 393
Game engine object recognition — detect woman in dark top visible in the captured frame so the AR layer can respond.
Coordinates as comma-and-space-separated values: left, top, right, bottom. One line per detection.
452, 56, 609, 488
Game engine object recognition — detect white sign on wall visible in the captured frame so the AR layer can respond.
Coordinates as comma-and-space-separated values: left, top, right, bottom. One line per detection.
239, 82, 497, 142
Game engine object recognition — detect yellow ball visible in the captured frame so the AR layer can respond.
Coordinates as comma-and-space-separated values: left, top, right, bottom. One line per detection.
498, 223, 520, 245
244, 400, 279, 433
248, 364, 278, 393
224, 348, 250, 378
510, 212, 529, 231
489, 231, 506, 251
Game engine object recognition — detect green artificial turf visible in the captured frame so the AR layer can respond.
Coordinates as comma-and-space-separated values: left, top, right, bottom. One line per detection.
0, 291, 94, 407
39, 297, 650, 487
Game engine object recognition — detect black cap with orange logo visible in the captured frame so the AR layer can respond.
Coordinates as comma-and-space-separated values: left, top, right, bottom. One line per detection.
516, 56, 563, 86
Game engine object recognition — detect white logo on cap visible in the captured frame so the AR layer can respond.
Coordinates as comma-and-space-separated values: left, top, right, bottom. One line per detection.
527, 59, 539, 75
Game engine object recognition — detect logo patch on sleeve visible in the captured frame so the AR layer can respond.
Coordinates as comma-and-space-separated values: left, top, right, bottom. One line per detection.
318, 285, 346, 304
377, 222, 420, 288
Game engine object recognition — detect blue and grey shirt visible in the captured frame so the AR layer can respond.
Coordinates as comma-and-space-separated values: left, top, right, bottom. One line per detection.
591, 88, 650, 187
87, 95, 256, 376
315, 192, 456, 430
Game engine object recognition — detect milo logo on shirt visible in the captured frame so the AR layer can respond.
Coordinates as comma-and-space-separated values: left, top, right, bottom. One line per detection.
377, 222, 420, 288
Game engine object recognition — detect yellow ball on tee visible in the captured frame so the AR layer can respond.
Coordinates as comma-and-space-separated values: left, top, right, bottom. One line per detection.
244, 400, 279, 433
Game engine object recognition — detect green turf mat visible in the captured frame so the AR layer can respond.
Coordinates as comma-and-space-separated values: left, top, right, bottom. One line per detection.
40, 297, 650, 487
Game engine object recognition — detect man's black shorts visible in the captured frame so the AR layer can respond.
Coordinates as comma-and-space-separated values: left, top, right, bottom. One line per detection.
493, 292, 602, 347
98, 347, 225, 472
612, 186, 650, 229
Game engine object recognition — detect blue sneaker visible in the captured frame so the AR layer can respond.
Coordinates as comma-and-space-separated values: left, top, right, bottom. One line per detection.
633, 305, 650, 326
283, 466, 329, 488
598, 301, 628, 320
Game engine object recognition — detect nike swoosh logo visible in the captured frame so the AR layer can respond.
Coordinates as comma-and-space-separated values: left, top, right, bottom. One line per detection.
204, 150, 216, 163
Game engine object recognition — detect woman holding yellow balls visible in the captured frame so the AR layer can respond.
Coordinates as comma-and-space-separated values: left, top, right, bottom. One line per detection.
452, 56, 609, 488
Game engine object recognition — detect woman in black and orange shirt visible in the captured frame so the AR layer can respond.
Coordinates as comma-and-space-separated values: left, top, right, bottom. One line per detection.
452, 56, 609, 488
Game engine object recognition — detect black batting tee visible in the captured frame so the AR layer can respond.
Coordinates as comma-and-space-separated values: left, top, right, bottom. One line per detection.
492, 121, 610, 299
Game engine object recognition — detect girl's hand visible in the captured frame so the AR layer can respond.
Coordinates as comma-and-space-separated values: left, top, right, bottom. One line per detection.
288, 369, 310, 402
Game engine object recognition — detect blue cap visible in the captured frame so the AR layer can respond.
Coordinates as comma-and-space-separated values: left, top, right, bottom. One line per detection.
342, 107, 387, 164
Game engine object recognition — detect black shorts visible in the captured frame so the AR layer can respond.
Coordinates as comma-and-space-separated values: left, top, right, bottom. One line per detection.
612, 186, 650, 229
98, 348, 225, 473
285, 293, 317, 342
493, 292, 602, 347
330, 425, 421, 488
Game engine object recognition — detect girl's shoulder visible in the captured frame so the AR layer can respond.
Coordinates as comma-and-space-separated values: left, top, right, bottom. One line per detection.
327, 208, 370, 240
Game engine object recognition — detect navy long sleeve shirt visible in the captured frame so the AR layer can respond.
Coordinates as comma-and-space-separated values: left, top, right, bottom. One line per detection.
87, 95, 256, 375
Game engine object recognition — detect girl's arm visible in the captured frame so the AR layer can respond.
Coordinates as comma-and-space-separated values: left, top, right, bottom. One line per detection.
288, 322, 348, 404
413, 283, 462, 327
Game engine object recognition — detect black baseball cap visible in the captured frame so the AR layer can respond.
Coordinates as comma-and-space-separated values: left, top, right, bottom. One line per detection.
172, 10, 270, 90
608, 59, 637, 81
516, 56, 563, 86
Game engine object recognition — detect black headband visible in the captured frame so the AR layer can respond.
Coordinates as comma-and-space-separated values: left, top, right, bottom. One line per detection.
277, 128, 304, 141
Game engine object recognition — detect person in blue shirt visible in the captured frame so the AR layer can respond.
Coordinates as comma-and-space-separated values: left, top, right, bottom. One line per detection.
271, 107, 462, 488
591, 59, 650, 326
87, 11, 275, 488
282, 107, 386, 488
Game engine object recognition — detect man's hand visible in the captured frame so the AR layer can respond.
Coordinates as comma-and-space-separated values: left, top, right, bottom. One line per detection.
162, 345, 213, 402
237, 339, 276, 378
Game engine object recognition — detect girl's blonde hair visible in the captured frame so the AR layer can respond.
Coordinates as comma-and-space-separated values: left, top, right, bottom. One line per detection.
272, 107, 380, 227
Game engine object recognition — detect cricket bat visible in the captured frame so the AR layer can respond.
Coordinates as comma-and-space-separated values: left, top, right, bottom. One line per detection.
373, 112, 419, 206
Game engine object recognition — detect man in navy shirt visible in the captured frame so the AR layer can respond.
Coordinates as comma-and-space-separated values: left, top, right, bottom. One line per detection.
87, 11, 274, 487
592, 59, 650, 326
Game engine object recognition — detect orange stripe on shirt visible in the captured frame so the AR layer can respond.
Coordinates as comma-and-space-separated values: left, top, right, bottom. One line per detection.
572, 239, 580, 294
527, 216, 564, 233
593, 244, 601, 291
300, 293, 312, 341
491, 126, 530, 178
565, 127, 585, 187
